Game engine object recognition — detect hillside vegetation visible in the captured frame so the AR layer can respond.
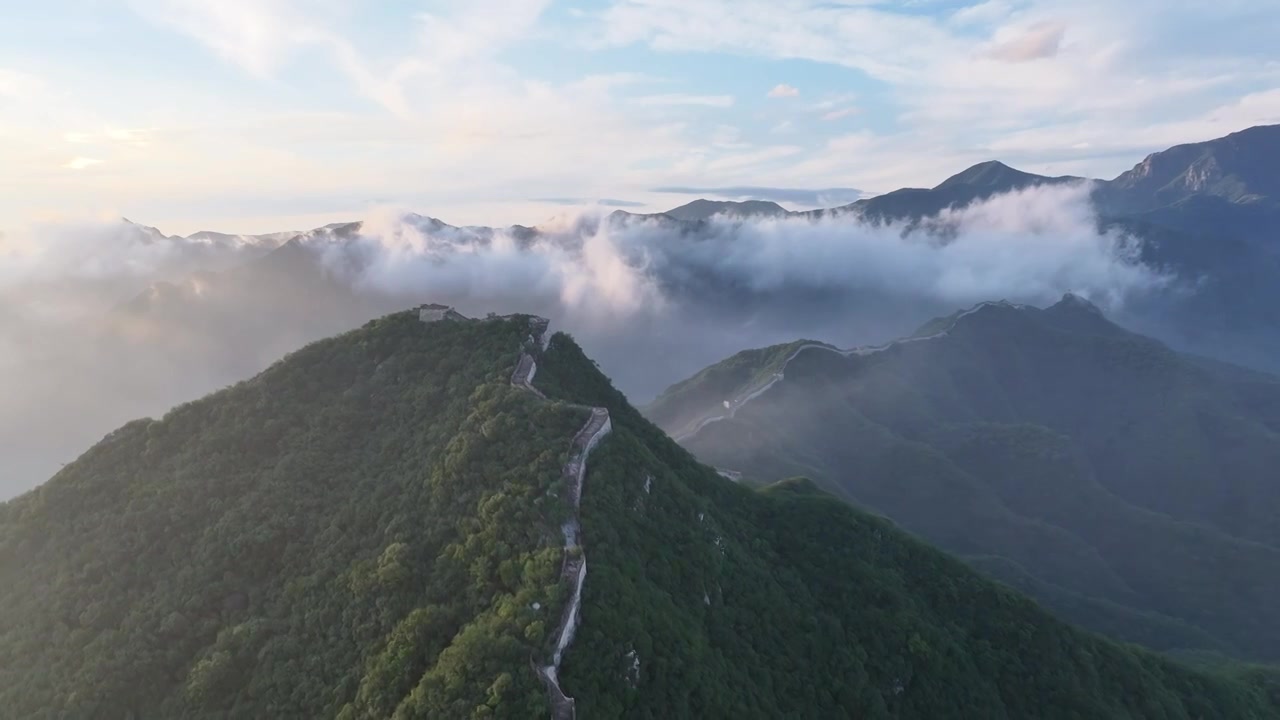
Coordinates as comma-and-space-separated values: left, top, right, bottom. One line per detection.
536, 332, 1280, 719
2, 308, 1278, 718
651, 296, 1280, 663
0, 313, 588, 719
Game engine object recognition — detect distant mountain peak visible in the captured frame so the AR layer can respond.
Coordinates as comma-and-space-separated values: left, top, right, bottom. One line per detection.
401, 212, 451, 231
934, 160, 1074, 193
913, 295, 1120, 342
1051, 292, 1104, 315
937, 160, 1016, 183
662, 199, 789, 222
936, 161, 1020, 188
1103, 123, 1280, 212
120, 217, 170, 241
909, 299, 1026, 338
1039, 292, 1136, 338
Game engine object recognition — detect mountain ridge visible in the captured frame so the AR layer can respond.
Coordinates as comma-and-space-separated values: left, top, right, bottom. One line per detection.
649, 295, 1280, 663
112, 123, 1280, 244
504, 312, 611, 719
1105, 124, 1280, 213
933, 160, 1081, 191
6, 307, 1280, 717
26, 121, 1280, 506
662, 198, 789, 221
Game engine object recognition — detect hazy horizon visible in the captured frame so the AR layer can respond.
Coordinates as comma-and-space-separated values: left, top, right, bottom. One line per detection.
5, 1, 1280, 235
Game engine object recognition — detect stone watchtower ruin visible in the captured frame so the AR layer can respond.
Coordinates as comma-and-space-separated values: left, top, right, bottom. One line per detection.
417, 303, 457, 323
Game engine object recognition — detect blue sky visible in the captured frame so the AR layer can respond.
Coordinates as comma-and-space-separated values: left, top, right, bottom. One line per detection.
2, 0, 1278, 234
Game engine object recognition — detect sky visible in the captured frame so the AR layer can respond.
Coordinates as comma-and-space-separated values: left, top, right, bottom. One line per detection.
2, 0, 1279, 235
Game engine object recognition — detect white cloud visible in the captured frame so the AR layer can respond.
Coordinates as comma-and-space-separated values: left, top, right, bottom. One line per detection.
0, 216, 287, 289
0, 69, 42, 98
594, 0, 1280, 182
412, 0, 553, 68
672, 144, 805, 176
768, 83, 800, 98
16, 181, 1161, 308
710, 124, 750, 148
317, 207, 665, 321
664, 182, 1164, 308
810, 93, 858, 111
5, 0, 1278, 236
127, 0, 336, 77
982, 87, 1280, 166
598, 0, 962, 84
64, 157, 103, 170
64, 128, 155, 147
322, 184, 1164, 325
632, 93, 735, 107
821, 107, 858, 121
127, 0, 555, 115
0, 188, 1175, 496
981, 20, 1066, 62
4, 1, 764, 232
128, 0, 422, 113
950, 0, 1018, 27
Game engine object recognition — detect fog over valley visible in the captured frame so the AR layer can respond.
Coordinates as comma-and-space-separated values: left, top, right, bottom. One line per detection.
0, 180, 1179, 498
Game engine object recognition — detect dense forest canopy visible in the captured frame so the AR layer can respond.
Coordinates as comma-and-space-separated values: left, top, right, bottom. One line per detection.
2, 308, 1278, 718
650, 295, 1280, 665
0, 312, 589, 718
535, 330, 1280, 719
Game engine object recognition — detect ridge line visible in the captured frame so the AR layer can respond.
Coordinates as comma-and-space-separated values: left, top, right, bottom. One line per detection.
669, 338, 900, 442
508, 317, 611, 720
671, 302, 1019, 442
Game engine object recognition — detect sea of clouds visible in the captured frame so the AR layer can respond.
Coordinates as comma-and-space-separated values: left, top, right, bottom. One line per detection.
0, 182, 1172, 498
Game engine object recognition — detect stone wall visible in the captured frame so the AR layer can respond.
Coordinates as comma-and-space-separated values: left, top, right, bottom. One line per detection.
417, 305, 454, 323
505, 317, 610, 720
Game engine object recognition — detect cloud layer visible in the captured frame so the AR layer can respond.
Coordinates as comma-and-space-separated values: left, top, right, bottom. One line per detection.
652, 185, 867, 206
0, 183, 1170, 499
6, 1, 1280, 233
322, 182, 1162, 318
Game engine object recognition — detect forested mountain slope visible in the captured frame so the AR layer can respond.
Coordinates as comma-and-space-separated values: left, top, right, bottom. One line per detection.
0, 311, 591, 718
649, 295, 1280, 664
3, 308, 1279, 718
535, 333, 1280, 718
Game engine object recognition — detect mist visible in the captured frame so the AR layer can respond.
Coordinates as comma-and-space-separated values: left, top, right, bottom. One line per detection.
319, 182, 1166, 399
0, 183, 1168, 499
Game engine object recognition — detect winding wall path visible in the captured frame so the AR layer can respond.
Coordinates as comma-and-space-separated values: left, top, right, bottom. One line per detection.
671, 301, 1015, 443
670, 340, 892, 442
507, 317, 611, 720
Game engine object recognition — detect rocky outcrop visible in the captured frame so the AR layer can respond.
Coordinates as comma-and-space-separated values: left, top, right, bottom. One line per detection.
508, 316, 611, 720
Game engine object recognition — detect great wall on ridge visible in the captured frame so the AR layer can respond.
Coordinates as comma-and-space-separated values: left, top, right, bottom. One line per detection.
421, 305, 610, 720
